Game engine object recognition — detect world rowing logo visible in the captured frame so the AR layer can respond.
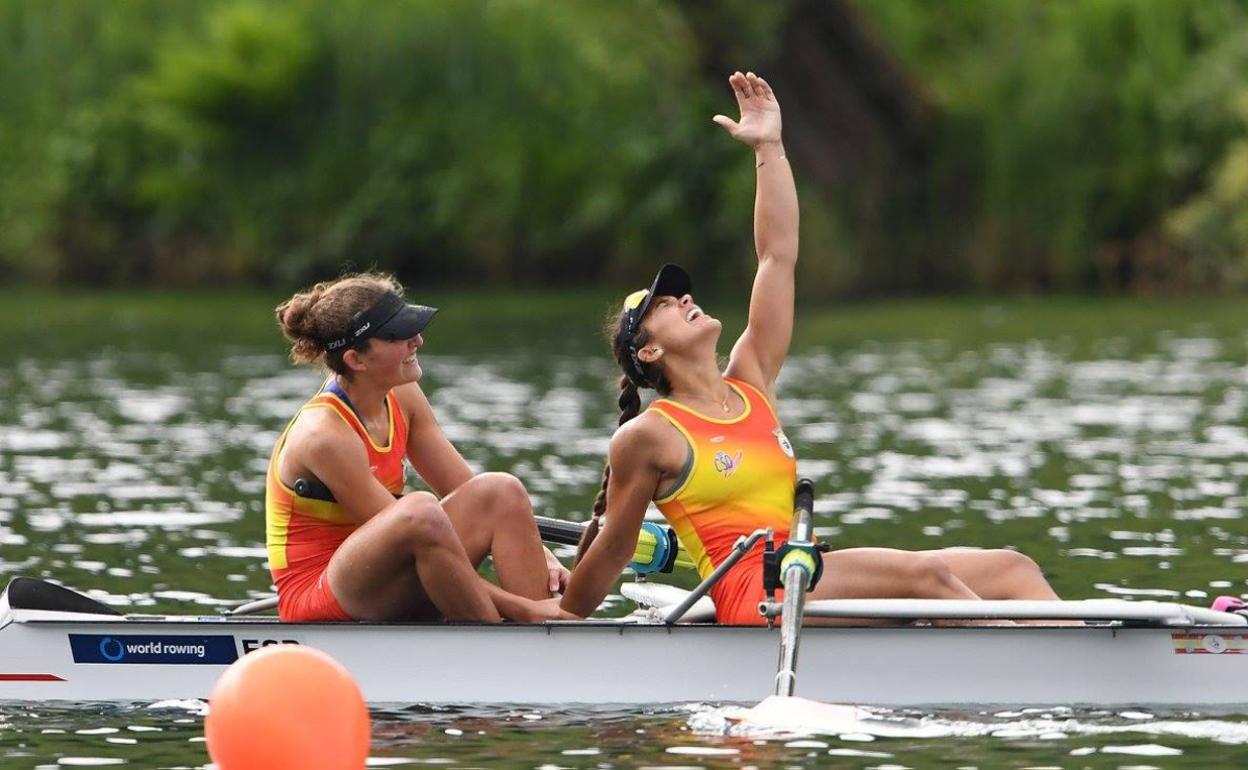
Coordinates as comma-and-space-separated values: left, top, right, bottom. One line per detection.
69, 633, 240, 665
714, 450, 743, 477
98, 636, 125, 662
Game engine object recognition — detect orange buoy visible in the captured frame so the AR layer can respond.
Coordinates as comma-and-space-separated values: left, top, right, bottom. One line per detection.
205, 644, 370, 770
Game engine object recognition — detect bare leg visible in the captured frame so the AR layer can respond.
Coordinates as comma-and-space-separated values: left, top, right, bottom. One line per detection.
439, 472, 551, 600
935, 547, 1077, 625
805, 547, 1070, 626
801, 548, 982, 627
326, 492, 502, 622
934, 548, 1062, 600
808, 548, 983, 601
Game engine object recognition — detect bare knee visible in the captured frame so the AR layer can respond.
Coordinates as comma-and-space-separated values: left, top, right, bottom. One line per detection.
992, 548, 1047, 585
471, 472, 532, 517
999, 548, 1040, 571
908, 554, 958, 597
391, 493, 456, 548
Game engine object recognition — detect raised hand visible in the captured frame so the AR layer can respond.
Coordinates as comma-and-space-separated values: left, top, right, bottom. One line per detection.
712, 71, 782, 147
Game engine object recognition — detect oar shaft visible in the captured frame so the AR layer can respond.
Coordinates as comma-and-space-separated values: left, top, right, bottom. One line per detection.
774, 478, 816, 697
224, 596, 279, 617
534, 515, 585, 546
774, 563, 809, 694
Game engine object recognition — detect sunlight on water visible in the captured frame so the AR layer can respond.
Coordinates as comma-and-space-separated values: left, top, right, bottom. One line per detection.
690, 701, 1248, 745
4, 315, 1248, 767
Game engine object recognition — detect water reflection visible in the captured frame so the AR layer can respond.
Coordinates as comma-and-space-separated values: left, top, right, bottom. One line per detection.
4, 335, 1248, 609
5, 326, 1248, 765
10, 700, 1245, 768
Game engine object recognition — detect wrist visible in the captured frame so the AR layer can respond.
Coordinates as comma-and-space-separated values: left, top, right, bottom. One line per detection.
495, 592, 529, 622
513, 597, 539, 623
754, 141, 786, 168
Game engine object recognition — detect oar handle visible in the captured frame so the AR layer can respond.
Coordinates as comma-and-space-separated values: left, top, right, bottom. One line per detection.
792, 478, 815, 542
539, 515, 694, 573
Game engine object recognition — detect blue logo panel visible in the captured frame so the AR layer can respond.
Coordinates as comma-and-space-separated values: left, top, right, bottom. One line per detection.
69, 634, 239, 665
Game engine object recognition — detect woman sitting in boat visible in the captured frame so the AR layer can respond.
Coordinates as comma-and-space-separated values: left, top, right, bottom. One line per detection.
560, 72, 1067, 625
269, 273, 573, 623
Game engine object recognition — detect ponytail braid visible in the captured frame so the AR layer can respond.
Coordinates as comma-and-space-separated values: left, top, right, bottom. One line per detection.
574, 375, 643, 564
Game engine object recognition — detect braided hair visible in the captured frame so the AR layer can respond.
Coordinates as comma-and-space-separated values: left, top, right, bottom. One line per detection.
574, 309, 671, 564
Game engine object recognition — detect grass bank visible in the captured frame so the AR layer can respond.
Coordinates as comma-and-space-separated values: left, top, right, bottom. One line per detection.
3, 288, 1246, 359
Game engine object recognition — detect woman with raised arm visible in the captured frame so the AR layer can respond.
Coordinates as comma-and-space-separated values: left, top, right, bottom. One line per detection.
268, 272, 573, 623
560, 72, 1065, 625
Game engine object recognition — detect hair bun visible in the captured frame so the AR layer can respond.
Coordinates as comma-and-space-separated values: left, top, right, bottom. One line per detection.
275, 272, 405, 370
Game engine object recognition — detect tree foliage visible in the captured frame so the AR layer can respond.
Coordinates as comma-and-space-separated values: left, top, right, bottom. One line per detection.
1, 0, 747, 287
4, 0, 1248, 294
861, 0, 1248, 292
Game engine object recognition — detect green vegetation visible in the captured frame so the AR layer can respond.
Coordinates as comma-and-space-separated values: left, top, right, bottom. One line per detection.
862, 0, 1248, 292
1, 1, 735, 288
4, 1, 1248, 295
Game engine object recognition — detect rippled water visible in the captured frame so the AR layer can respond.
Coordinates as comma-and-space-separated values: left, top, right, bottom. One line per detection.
3, 294, 1248, 767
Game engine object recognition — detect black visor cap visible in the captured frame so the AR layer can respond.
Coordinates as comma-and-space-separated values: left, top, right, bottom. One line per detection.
325, 293, 438, 351
373, 300, 437, 341
617, 263, 693, 387
624, 263, 693, 338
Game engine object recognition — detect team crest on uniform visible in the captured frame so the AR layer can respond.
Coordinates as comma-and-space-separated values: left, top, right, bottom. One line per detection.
773, 427, 795, 458
714, 449, 743, 477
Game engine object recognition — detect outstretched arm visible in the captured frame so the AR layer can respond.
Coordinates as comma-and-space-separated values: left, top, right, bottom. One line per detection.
719, 71, 799, 396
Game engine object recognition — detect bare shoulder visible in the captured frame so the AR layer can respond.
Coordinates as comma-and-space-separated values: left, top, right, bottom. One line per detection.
610, 411, 662, 449
288, 404, 351, 440
284, 406, 359, 460
608, 409, 687, 476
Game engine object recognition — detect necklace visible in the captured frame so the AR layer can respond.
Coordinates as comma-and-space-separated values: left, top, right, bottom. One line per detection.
677, 389, 733, 414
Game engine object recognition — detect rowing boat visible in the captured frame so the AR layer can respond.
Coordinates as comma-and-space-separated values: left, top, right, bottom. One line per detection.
2, 576, 1246, 707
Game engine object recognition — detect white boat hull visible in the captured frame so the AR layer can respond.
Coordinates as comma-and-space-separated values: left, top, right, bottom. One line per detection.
2, 612, 1247, 707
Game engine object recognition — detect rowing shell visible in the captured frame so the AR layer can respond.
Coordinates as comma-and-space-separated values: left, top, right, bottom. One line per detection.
2, 577, 1247, 707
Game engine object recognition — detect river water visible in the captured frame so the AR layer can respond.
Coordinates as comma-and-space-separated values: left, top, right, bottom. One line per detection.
1, 292, 1247, 768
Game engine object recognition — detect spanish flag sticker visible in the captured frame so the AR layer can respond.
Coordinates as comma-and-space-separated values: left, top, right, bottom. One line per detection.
1171, 633, 1247, 654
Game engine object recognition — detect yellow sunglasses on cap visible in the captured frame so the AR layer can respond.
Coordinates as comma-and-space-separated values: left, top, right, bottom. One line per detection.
623, 289, 649, 311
